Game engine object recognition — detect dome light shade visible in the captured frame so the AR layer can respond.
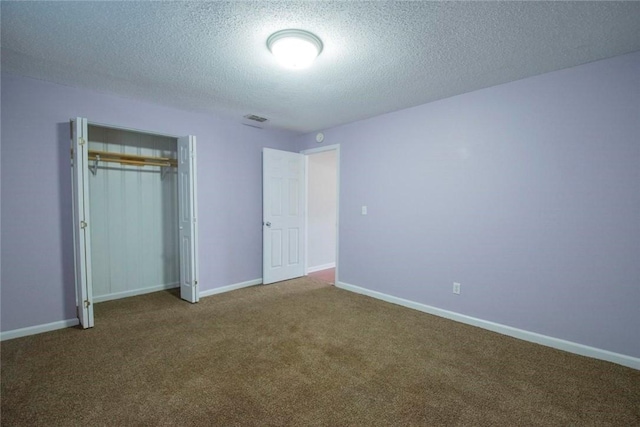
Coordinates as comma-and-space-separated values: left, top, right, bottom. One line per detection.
267, 29, 323, 70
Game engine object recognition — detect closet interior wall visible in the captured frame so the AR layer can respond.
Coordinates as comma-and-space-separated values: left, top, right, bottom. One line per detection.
88, 125, 179, 302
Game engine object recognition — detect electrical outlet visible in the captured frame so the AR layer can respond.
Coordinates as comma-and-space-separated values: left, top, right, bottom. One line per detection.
453, 282, 461, 295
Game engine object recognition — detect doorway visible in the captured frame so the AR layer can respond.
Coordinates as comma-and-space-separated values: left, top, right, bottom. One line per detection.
261, 145, 340, 286
303, 145, 339, 285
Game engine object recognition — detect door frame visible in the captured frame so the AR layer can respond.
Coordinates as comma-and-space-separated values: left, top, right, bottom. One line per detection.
301, 144, 340, 284
71, 118, 199, 328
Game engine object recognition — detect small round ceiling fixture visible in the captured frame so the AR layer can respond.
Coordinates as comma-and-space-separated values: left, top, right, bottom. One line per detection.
267, 29, 323, 70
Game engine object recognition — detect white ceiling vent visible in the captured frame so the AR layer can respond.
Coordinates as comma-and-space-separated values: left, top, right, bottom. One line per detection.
242, 114, 269, 128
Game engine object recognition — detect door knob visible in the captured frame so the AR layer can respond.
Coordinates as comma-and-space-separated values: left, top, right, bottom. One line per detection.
264, 221, 272, 227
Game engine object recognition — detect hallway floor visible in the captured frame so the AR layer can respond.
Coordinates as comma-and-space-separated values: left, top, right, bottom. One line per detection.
307, 267, 335, 284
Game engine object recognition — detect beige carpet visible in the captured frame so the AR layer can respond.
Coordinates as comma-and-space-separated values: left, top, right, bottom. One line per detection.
2, 277, 639, 426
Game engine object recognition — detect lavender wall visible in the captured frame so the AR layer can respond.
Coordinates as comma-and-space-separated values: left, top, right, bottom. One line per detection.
1, 73, 298, 332
298, 51, 640, 358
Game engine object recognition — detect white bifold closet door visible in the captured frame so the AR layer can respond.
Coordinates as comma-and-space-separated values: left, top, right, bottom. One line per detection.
177, 136, 199, 303
71, 117, 94, 328
72, 117, 199, 329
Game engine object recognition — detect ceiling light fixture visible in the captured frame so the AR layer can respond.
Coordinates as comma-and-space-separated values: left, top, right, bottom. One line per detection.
267, 29, 323, 70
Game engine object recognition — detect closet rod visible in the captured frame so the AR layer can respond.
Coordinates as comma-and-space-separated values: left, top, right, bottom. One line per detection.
88, 149, 177, 167
88, 156, 175, 168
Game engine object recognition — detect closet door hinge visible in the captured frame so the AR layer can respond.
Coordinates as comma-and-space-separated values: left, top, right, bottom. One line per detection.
84, 300, 91, 309
80, 220, 88, 229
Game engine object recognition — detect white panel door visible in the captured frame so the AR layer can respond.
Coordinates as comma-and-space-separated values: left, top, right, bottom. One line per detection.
178, 136, 199, 303
263, 148, 305, 284
71, 117, 94, 328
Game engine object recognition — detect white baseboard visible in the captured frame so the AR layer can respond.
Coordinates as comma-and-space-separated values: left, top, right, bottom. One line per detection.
199, 278, 262, 298
93, 282, 180, 303
307, 263, 336, 274
0, 279, 261, 341
1, 318, 80, 341
336, 281, 640, 371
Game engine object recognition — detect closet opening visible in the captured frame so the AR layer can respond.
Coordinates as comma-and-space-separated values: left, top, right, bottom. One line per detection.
71, 118, 199, 329
88, 124, 180, 303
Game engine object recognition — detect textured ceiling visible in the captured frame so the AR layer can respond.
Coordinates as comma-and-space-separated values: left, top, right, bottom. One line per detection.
2, 1, 640, 133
